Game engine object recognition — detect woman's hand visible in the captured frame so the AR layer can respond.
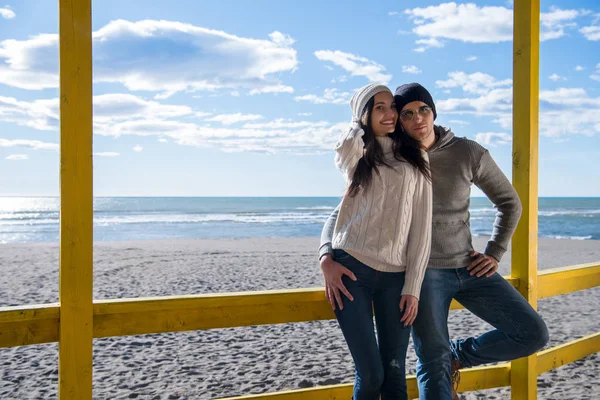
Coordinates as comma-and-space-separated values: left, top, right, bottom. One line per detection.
320, 254, 357, 311
399, 295, 419, 327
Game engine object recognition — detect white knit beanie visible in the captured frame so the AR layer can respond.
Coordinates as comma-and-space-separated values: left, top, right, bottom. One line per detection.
350, 83, 392, 122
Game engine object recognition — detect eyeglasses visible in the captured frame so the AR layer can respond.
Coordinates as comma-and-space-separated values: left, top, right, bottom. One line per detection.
399, 106, 432, 121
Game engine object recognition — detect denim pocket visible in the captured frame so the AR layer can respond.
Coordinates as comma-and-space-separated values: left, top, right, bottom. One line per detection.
333, 249, 353, 261
431, 220, 473, 258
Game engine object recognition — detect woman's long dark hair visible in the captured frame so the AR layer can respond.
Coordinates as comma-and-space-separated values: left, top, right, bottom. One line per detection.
347, 97, 431, 197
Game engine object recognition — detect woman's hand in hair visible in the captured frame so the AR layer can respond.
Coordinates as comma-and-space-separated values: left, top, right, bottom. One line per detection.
399, 295, 419, 327
319, 254, 357, 311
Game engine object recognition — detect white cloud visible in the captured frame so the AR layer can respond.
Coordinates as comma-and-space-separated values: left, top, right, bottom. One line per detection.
413, 37, 444, 52
449, 119, 470, 125
0, 20, 297, 96
133, 145, 143, 152
243, 119, 328, 129
94, 94, 194, 120
0, 93, 348, 155
249, 85, 294, 95
579, 25, 600, 40
294, 88, 352, 105
0, 138, 58, 151
540, 7, 580, 41
466, 56, 478, 61
475, 132, 512, 146
389, 11, 399, 16
314, 50, 392, 83
0, 93, 209, 136
402, 65, 422, 74
298, 112, 312, 117
158, 138, 168, 143
331, 75, 348, 84
6, 154, 28, 160
549, 73, 566, 81
93, 152, 120, 157
449, 85, 600, 138
575, 65, 585, 71
537, 88, 600, 137
404, 3, 581, 46
437, 88, 513, 115
0, 6, 15, 19
436, 71, 512, 95
405, 3, 513, 44
205, 113, 263, 125
591, 63, 600, 82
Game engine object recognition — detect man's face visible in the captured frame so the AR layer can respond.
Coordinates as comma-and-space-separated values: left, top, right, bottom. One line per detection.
399, 101, 435, 146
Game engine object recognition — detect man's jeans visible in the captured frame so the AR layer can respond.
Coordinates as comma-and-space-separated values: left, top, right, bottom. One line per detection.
333, 249, 412, 400
412, 267, 549, 400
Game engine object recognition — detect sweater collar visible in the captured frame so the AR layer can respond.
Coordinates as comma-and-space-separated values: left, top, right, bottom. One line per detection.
375, 135, 394, 153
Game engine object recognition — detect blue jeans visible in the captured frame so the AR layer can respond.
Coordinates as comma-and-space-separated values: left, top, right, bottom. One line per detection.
333, 250, 412, 400
412, 267, 549, 400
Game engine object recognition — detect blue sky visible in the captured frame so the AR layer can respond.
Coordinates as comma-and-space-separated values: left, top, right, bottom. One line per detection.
0, 0, 598, 197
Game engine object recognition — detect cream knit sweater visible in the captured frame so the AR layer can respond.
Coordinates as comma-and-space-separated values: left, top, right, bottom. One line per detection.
332, 125, 432, 299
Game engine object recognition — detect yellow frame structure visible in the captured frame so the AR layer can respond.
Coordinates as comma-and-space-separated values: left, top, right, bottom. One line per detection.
0, 0, 598, 399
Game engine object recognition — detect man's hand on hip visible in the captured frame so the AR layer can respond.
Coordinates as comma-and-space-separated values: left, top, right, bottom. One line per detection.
467, 250, 498, 278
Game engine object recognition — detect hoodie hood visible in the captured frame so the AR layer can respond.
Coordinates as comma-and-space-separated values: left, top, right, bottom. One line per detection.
428, 125, 455, 153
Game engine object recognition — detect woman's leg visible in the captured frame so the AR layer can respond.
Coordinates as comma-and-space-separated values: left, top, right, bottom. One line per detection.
373, 271, 411, 400
333, 250, 383, 400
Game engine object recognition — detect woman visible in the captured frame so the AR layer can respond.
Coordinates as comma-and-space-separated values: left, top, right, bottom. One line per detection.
320, 83, 432, 400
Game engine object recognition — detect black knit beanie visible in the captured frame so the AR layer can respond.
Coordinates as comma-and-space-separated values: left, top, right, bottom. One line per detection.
394, 83, 437, 120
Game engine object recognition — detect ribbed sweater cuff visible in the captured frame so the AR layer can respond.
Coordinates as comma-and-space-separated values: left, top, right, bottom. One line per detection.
401, 279, 423, 300
318, 242, 334, 261
484, 241, 506, 263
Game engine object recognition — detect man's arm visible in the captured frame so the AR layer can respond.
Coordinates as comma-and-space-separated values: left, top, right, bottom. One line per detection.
318, 205, 340, 260
473, 150, 523, 262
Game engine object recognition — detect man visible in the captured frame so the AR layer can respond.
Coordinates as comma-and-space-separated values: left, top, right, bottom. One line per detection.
318, 83, 549, 400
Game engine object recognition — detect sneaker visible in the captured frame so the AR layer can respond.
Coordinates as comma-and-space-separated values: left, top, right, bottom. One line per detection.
451, 359, 462, 400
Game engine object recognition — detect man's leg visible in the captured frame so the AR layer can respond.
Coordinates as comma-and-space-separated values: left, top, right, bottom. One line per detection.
373, 271, 411, 400
333, 250, 383, 400
451, 269, 549, 368
412, 268, 459, 400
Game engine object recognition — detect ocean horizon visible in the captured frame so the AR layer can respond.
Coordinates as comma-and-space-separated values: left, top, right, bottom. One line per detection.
0, 196, 599, 244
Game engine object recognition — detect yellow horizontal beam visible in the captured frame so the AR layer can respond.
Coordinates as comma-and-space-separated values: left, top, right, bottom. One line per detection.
2, 296, 598, 398
93, 288, 335, 338
537, 332, 600, 374
219, 363, 511, 399
0, 304, 59, 348
0, 265, 595, 347
93, 278, 516, 337
537, 262, 600, 299
218, 383, 353, 400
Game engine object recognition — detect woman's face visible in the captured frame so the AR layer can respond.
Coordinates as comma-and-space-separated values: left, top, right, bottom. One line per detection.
370, 91, 398, 137
399, 100, 435, 146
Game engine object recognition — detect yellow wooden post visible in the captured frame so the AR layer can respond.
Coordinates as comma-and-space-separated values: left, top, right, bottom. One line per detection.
58, 0, 93, 399
511, 0, 540, 398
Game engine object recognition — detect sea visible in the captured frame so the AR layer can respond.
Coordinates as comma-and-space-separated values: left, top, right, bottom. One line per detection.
0, 197, 598, 244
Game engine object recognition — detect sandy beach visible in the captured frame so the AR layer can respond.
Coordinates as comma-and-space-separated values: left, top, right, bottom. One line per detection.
0, 237, 598, 399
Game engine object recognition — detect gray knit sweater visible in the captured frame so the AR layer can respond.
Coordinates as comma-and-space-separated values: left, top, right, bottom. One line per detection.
320, 126, 522, 269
